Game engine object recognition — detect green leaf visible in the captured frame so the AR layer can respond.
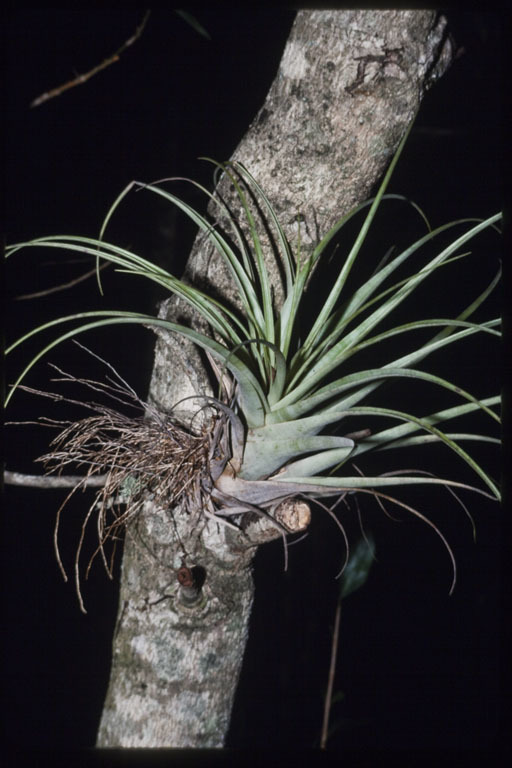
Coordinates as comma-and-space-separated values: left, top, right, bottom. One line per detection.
231, 161, 296, 293
340, 534, 376, 599
175, 10, 211, 40
351, 397, 500, 457
269, 401, 500, 500
6, 235, 248, 345
301, 120, 415, 356
271, 364, 500, 424
126, 181, 268, 336
282, 215, 501, 406
276, 444, 355, 480
240, 434, 354, 481
5, 311, 269, 426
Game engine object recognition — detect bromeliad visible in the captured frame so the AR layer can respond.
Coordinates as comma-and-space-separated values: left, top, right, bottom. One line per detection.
5, 121, 501, 598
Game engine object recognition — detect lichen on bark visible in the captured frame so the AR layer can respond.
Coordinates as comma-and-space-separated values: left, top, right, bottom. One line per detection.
97, 500, 255, 747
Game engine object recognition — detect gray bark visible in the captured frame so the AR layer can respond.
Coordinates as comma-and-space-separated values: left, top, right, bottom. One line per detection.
97, 10, 453, 747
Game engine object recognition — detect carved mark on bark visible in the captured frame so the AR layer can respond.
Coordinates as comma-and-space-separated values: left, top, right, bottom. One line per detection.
345, 47, 404, 96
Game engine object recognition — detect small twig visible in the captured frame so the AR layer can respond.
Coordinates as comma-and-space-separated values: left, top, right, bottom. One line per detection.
15, 263, 109, 300
4, 470, 107, 488
320, 598, 342, 750
30, 10, 151, 108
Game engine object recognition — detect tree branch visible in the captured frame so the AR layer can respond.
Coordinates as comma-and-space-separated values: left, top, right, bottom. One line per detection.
4, 471, 107, 488
30, 10, 151, 108
92, 10, 455, 747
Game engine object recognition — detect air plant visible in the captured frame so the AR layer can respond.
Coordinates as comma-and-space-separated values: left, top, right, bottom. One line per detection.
5, 122, 501, 600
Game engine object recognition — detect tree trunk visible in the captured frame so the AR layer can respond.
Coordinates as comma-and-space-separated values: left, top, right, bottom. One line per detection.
97, 10, 453, 747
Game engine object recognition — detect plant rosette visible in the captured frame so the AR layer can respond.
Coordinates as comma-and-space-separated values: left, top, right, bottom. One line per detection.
6, 120, 501, 600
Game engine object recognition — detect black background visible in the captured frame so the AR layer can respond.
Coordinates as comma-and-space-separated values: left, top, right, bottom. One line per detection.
2, 8, 507, 753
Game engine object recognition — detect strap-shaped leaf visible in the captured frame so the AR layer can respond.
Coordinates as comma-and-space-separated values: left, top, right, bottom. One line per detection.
300, 120, 415, 357
240, 434, 354, 481
276, 444, 355, 480
373, 433, 500, 450
350, 397, 500, 456
127, 181, 268, 335
303, 404, 500, 500
271, 365, 500, 424
6, 236, 248, 345
284, 214, 501, 404
232, 162, 296, 291
5, 311, 269, 426
339, 534, 376, 600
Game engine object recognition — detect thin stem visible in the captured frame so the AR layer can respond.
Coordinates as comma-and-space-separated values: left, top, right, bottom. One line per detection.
29, 10, 151, 108
320, 596, 342, 750
4, 470, 107, 488
14, 262, 110, 300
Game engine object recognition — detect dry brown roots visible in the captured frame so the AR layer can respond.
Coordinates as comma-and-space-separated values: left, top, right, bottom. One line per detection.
16, 354, 227, 610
